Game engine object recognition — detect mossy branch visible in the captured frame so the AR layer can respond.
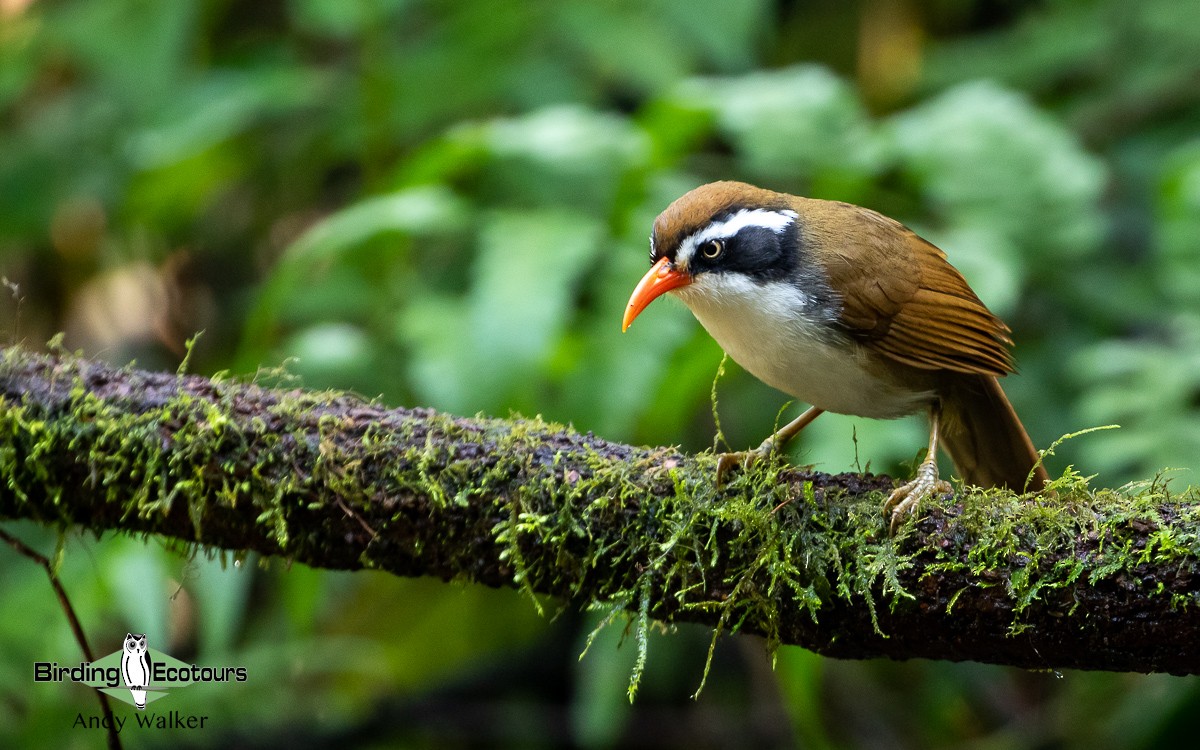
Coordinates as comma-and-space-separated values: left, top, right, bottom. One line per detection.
3, 346, 1200, 675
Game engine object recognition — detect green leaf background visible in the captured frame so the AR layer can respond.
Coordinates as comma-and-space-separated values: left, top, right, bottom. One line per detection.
2, 0, 1199, 746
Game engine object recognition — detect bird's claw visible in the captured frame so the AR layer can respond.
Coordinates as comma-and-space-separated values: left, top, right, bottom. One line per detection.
883, 460, 951, 535
715, 438, 777, 487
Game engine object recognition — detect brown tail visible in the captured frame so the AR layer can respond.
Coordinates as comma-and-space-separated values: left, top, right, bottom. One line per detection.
940, 375, 1049, 492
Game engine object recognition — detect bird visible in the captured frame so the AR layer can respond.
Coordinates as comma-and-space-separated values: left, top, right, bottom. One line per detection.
621, 181, 1049, 531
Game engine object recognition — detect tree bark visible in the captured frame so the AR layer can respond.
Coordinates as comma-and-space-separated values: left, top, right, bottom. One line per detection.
2, 346, 1198, 675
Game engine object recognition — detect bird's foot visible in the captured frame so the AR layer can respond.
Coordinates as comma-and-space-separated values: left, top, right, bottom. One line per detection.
883, 460, 951, 535
715, 437, 777, 486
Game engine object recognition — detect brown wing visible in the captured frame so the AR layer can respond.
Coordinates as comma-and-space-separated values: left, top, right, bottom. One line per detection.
805, 200, 1014, 377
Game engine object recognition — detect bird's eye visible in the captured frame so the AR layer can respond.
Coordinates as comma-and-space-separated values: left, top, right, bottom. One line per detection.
701, 239, 724, 259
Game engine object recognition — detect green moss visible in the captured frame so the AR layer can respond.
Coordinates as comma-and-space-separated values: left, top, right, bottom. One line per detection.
485, 426, 1200, 694
3, 348, 1200, 697
1, 357, 315, 556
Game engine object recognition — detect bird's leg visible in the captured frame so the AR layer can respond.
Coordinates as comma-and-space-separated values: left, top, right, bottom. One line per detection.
716, 406, 825, 484
883, 402, 953, 534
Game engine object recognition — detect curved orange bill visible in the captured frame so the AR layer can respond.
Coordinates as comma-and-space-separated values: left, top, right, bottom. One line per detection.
622, 257, 692, 332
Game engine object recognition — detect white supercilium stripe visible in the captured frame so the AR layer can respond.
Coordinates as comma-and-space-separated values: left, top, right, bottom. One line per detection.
677, 208, 798, 266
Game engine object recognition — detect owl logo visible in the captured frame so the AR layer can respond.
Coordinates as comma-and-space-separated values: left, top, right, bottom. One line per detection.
120, 633, 152, 711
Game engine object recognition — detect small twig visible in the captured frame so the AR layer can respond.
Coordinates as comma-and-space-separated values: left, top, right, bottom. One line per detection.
0, 528, 122, 750
335, 496, 378, 538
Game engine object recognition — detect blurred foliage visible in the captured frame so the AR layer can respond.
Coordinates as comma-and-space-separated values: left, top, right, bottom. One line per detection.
3, 0, 1200, 747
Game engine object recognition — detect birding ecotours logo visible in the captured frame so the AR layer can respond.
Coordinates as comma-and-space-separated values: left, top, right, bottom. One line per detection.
34, 633, 248, 710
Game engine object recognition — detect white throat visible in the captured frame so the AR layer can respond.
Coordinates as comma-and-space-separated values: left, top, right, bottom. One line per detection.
674, 275, 933, 419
